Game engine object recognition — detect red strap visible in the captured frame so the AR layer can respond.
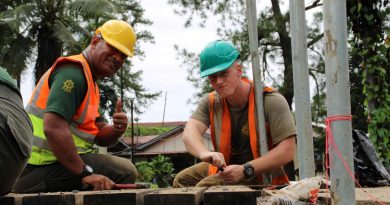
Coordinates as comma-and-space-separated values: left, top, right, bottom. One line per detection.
325, 115, 386, 205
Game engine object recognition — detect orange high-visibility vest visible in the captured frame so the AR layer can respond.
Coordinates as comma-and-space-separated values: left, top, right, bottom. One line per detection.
26, 54, 100, 165
208, 78, 289, 185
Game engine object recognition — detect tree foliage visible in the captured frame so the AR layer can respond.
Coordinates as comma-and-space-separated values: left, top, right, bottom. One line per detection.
135, 155, 175, 187
347, 0, 390, 166
0, 0, 160, 116
169, 0, 389, 165
168, 0, 323, 110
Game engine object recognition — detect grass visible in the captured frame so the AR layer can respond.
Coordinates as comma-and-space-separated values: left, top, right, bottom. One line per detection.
125, 126, 174, 136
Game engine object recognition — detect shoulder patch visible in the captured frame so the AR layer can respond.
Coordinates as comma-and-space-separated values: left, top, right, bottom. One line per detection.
62, 79, 75, 93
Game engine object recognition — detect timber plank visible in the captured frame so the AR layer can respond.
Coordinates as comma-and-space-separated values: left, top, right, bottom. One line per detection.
22, 192, 75, 205
79, 189, 152, 205
144, 187, 206, 205
0, 194, 15, 205
203, 186, 257, 205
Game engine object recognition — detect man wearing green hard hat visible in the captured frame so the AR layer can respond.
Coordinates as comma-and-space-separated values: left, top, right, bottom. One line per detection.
173, 40, 296, 187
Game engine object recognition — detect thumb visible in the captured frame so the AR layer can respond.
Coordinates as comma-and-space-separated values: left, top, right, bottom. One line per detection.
115, 99, 122, 113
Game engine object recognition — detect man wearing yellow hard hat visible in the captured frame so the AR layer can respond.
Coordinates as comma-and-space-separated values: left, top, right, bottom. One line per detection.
14, 20, 138, 193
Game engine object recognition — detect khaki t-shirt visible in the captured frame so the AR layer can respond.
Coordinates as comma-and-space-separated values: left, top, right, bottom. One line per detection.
191, 91, 296, 164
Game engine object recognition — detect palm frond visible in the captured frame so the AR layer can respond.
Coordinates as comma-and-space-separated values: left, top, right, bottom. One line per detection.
0, 33, 34, 75
68, 0, 118, 19
53, 20, 77, 45
0, 4, 37, 31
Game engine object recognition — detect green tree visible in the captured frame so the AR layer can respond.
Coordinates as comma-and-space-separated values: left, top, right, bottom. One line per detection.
347, 0, 390, 166
169, 0, 389, 167
168, 0, 324, 110
1, 0, 80, 84
135, 161, 155, 182
98, 64, 160, 118
0, 0, 35, 87
0, 0, 160, 115
135, 155, 175, 188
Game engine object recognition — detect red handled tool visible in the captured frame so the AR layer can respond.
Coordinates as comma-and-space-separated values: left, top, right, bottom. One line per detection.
113, 183, 150, 189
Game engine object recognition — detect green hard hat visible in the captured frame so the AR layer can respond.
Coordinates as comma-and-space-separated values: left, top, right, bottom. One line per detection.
199, 40, 240, 78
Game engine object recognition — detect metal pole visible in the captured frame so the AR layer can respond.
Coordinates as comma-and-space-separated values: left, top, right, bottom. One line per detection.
162, 91, 167, 126
120, 68, 124, 100
323, 0, 355, 204
130, 99, 135, 162
245, 0, 271, 184
289, 0, 315, 179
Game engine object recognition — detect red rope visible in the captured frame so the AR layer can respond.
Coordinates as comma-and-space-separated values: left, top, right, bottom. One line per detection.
325, 115, 386, 205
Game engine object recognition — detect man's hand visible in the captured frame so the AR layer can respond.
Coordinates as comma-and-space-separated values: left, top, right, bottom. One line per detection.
81, 174, 115, 191
218, 164, 245, 183
112, 99, 128, 132
199, 151, 226, 168
95, 99, 128, 146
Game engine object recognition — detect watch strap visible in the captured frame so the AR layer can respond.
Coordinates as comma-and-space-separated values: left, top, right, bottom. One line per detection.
78, 165, 93, 179
243, 163, 255, 179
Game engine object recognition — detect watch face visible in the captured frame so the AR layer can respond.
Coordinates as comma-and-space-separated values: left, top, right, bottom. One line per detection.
244, 163, 255, 178
246, 167, 254, 175
85, 165, 93, 173
79, 165, 94, 179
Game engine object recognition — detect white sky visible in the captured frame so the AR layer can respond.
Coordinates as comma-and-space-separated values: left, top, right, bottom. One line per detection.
130, 1, 220, 123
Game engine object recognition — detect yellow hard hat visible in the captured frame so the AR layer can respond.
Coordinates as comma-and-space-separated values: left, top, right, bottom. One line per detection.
95, 20, 136, 57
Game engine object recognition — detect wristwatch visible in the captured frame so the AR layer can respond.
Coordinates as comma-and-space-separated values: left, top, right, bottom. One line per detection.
243, 163, 255, 179
78, 164, 93, 179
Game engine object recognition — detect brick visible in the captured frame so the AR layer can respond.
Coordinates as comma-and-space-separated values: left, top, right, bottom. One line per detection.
22, 193, 75, 205
80, 189, 151, 205
203, 186, 257, 205
0, 194, 15, 205
317, 187, 390, 205
144, 187, 206, 205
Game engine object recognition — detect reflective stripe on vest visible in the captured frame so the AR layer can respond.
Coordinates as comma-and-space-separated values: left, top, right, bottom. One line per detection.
207, 78, 289, 185
26, 54, 100, 165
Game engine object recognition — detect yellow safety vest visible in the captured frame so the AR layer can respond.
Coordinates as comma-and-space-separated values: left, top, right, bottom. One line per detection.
26, 54, 100, 165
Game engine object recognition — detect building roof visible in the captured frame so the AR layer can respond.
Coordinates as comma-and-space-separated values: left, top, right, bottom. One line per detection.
110, 123, 212, 156
137, 121, 187, 127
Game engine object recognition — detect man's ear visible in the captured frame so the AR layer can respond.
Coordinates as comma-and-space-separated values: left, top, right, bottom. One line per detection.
90, 35, 101, 48
235, 63, 243, 76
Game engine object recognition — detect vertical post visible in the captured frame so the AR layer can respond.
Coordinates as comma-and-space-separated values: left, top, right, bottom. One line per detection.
162, 91, 167, 126
120, 68, 124, 100
135, 117, 139, 144
289, 0, 315, 179
245, 0, 270, 184
130, 98, 135, 162
323, 0, 355, 204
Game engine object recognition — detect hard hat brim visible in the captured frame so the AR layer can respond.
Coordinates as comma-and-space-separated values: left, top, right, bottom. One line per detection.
102, 33, 133, 57
200, 56, 237, 78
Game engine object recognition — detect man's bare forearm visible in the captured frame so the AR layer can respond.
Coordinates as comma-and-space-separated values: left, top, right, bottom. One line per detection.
183, 119, 226, 167
44, 113, 84, 175
250, 135, 296, 175
95, 122, 123, 146
182, 119, 209, 158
